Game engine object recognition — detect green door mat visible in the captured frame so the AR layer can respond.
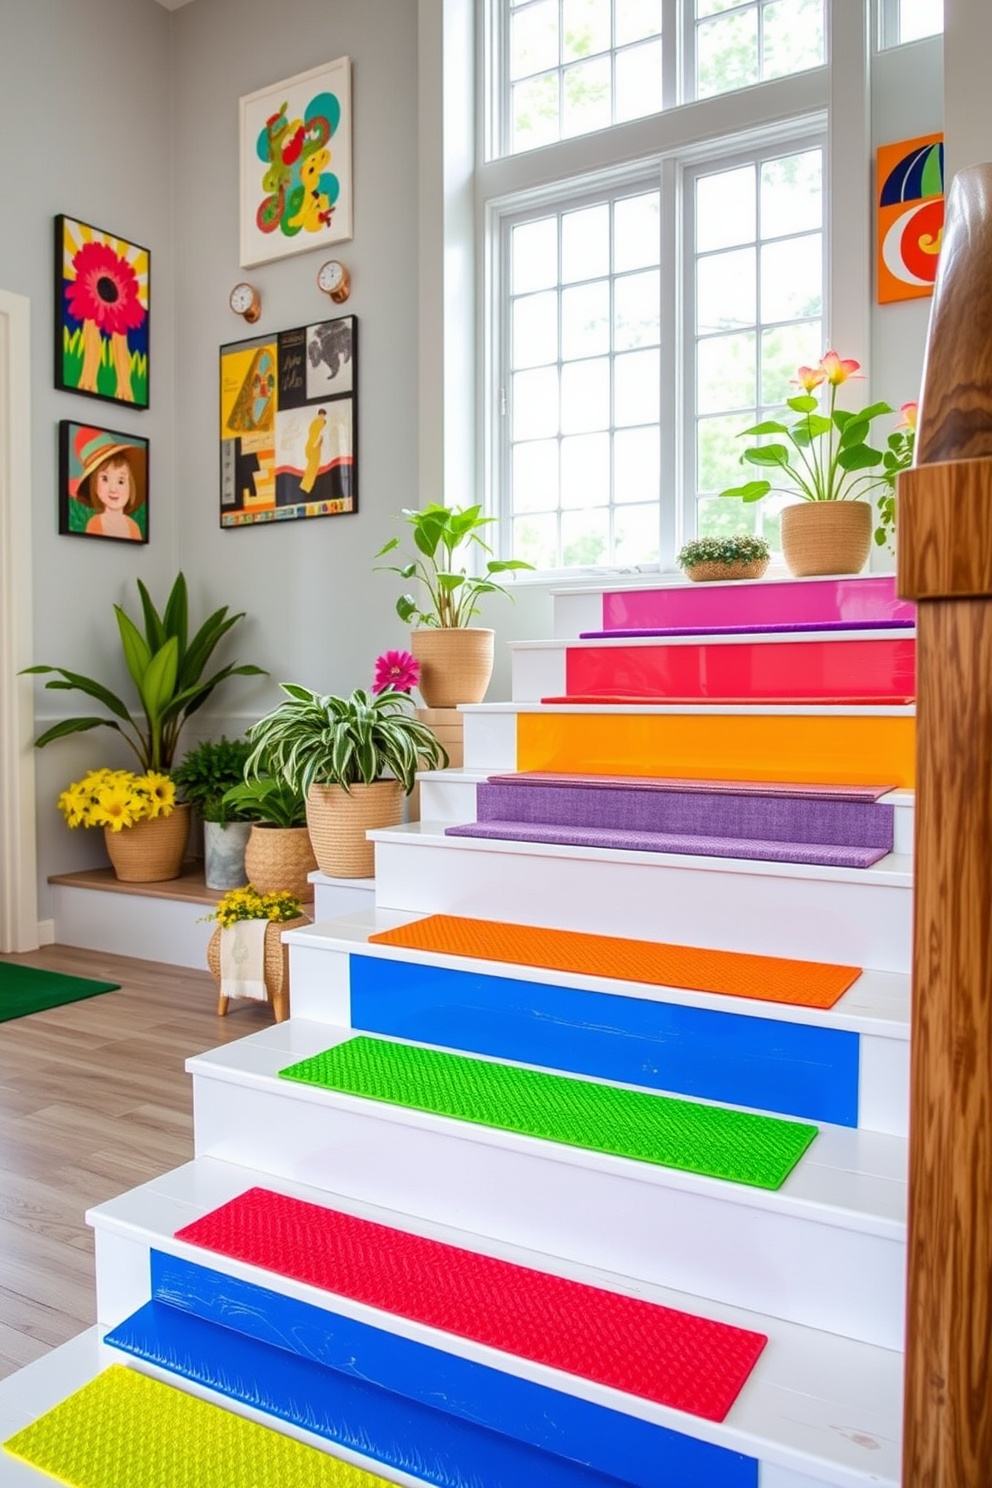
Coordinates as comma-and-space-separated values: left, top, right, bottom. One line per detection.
3, 1364, 394, 1487
0, 962, 120, 1024
280, 1035, 818, 1190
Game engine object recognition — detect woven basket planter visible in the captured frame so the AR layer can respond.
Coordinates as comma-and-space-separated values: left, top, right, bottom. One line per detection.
684, 558, 769, 583
410, 627, 495, 708
103, 804, 190, 883
243, 825, 317, 902
306, 780, 405, 878
207, 914, 310, 1023
780, 501, 872, 578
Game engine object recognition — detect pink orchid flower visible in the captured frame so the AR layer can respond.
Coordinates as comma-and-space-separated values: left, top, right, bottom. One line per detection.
898, 401, 918, 431
792, 365, 825, 392
819, 351, 863, 386
373, 649, 421, 695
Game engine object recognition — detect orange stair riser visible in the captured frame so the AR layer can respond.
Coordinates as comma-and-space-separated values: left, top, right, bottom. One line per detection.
517, 712, 915, 788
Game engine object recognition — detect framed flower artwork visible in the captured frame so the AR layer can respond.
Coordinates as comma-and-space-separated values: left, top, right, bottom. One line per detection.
58, 420, 149, 544
54, 216, 150, 409
239, 57, 353, 268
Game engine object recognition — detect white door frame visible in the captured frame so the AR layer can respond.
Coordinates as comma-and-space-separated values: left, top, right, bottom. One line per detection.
0, 288, 39, 951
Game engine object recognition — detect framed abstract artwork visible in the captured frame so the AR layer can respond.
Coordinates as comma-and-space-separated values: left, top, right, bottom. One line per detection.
876, 134, 945, 304
58, 420, 149, 544
239, 57, 353, 268
219, 314, 357, 528
54, 216, 150, 408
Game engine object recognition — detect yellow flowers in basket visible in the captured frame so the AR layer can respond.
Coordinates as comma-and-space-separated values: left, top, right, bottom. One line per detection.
57, 768, 176, 832
207, 886, 304, 930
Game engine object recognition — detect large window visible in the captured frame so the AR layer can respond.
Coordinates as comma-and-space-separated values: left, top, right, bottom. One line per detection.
878, 0, 943, 48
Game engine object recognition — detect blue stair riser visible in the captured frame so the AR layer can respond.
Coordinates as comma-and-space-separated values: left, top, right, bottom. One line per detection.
102, 1253, 756, 1488
349, 955, 860, 1127
475, 783, 894, 850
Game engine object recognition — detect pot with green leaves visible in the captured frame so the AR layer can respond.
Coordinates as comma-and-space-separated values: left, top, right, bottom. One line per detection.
172, 736, 253, 890
221, 774, 316, 903
245, 684, 449, 879
375, 504, 532, 707
676, 535, 770, 583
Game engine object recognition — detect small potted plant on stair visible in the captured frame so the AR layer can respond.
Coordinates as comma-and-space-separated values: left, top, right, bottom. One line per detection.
676, 535, 770, 583
374, 504, 532, 707
221, 771, 316, 903
244, 681, 449, 879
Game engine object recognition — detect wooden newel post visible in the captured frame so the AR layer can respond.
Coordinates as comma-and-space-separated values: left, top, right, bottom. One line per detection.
899, 165, 992, 1486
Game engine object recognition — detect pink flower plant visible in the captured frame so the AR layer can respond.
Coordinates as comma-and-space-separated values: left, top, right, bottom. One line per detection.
373, 649, 421, 695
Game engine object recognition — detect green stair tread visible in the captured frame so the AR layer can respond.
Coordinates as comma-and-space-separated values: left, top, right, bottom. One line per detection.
279, 1035, 817, 1190
2, 1364, 392, 1487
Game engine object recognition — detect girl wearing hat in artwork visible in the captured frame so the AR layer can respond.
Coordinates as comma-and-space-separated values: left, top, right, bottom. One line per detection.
73, 428, 146, 542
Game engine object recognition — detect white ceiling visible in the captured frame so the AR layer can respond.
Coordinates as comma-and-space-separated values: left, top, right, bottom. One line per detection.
151, 0, 195, 10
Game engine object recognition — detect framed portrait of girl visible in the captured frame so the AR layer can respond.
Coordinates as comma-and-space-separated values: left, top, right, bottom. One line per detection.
58, 421, 149, 544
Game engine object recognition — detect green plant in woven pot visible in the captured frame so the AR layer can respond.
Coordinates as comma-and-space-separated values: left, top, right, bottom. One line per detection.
172, 736, 254, 891
245, 684, 449, 879
221, 772, 315, 903
676, 535, 771, 583
375, 504, 532, 707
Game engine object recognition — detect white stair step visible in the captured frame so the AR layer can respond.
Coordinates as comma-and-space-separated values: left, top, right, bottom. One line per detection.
307, 871, 376, 926
415, 766, 487, 824
49, 881, 213, 969
367, 822, 913, 973
81, 1154, 900, 1488
186, 1022, 907, 1349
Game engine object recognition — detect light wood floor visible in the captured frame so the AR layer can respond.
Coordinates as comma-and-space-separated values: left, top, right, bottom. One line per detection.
0, 944, 273, 1382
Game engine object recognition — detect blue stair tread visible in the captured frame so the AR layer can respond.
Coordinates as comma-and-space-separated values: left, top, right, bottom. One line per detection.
444, 820, 890, 868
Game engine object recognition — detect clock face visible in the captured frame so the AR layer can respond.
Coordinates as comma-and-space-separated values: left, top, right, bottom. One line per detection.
318, 260, 344, 292
230, 283, 255, 314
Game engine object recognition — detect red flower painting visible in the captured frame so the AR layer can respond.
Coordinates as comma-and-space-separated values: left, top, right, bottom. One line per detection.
66, 240, 146, 337
56, 216, 150, 408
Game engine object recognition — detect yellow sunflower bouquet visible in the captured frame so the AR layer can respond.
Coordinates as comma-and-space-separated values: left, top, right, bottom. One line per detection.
57, 768, 176, 832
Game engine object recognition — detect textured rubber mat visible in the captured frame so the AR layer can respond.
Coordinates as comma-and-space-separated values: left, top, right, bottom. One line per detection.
279, 1036, 818, 1189
368, 913, 860, 1009
487, 772, 895, 801
176, 1186, 767, 1422
1, 1364, 391, 1486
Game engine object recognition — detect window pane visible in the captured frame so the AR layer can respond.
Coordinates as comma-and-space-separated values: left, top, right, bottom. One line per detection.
563, 0, 612, 61
760, 233, 822, 322
615, 0, 662, 46
562, 507, 610, 565
696, 494, 763, 539
512, 73, 560, 152
615, 39, 663, 123
697, 331, 757, 414
614, 269, 660, 350
614, 502, 661, 563
899, 0, 943, 42
697, 412, 752, 491
760, 150, 822, 240
514, 513, 560, 568
562, 432, 611, 506
696, 247, 756, 334
513, 217, 558, 294
513, 439, 560, 512
614, 347, 659, 426
562, 357, 611, 431
562, 280, 611, 359
614, 426, 660, 503
562, 204, 610, 282
696, 166, 756, 252
762, 0, 824, 80
513, 290, 559, 367
696, 8, 758, 98
562, 55, 613, 137
761, 321, 821, 406
513, 366, 560, 439
614, 192, 660, 272
511, 1, 560, 79
696, 0, 748, 15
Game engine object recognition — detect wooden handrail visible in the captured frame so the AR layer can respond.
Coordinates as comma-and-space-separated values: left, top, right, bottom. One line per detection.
899, 163, 992, 1486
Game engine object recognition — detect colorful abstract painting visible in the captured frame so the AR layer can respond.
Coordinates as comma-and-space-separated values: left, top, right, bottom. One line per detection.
220, 315, 356, 528
876, 134, 944, 304
55, 217, 150, 408
239, 57, 352, 268
58, 421, 149, 544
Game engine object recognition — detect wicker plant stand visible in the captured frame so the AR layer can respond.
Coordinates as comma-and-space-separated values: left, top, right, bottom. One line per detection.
206, 914, 309, 1023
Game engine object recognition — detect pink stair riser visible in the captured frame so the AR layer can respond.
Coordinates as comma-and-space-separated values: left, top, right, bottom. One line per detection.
565, 636, 916, 702
602, 575, 916, 632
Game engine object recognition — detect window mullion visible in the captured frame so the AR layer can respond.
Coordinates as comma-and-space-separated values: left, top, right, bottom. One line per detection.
660, 155, 681, 568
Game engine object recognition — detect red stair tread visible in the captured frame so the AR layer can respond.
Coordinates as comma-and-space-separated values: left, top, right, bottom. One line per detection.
176, 1187, 767, 1423
541, 694, 916, 706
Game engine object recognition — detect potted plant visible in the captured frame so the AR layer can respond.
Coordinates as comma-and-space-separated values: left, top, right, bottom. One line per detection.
221, 773, 317, 903
719, 352, 916, 577
171, 736, 253, 891
57, 767, 189, 882
375, 504, 532, 707
676, 535, 770, 583
245, 682, 449, 879
23, 572, 266, 770
202, 885, 309, 1024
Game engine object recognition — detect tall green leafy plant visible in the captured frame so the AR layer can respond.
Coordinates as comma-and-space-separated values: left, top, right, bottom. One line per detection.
375, 504, 531, 628
23, 573, 266, 772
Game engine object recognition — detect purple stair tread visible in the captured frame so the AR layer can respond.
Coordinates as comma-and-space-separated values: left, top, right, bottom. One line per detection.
578, 618, 916, 640
486, 772, 896, 803
474, 782, 894, 851
445, 820, 890, 868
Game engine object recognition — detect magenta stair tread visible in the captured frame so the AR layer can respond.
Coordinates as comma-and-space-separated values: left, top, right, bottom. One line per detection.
579, 619, 915, 639
444, 820, 890, 867
487, 772, 896, 802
